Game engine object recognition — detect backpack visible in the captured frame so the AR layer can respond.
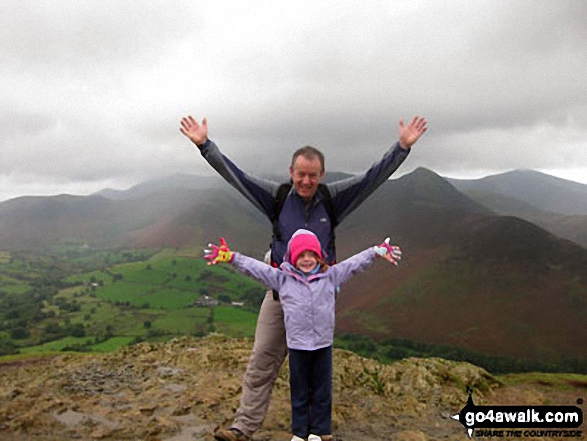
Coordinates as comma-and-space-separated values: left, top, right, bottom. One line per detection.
270, 183, 338, 301
271, 183, 338, 243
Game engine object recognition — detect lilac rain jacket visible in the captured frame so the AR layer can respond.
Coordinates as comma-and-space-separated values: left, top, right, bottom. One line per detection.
232, 247, 377, 351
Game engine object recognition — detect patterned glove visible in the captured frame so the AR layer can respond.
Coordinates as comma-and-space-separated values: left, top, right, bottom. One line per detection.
204, 237, 234, 265
373, 237, 402, 266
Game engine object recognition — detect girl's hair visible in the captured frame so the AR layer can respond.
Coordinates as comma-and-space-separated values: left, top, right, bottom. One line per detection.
317, 257, 329, 273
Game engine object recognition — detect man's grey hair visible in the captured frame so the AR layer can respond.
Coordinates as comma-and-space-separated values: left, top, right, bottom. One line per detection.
291, 146, 325, 172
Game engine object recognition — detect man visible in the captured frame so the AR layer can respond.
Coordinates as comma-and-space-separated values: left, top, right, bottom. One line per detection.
179, 114, 427, 441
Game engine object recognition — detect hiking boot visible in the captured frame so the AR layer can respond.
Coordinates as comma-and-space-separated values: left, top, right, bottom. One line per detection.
213, 427, 250, 441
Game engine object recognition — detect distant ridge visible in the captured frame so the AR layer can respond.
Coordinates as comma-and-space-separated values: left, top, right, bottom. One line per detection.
447, 169, 587, 247
95, 174, 226, 200
447, 169, 587, 215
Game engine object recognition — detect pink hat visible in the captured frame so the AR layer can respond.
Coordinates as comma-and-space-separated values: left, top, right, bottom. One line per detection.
287, 229, 323, 265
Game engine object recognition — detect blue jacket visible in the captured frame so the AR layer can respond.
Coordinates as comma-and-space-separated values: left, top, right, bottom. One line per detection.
232, 247, 377, 350
197, 139, 409, 264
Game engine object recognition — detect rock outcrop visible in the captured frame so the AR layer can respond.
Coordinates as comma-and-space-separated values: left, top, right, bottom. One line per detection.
0, 336, 583, 440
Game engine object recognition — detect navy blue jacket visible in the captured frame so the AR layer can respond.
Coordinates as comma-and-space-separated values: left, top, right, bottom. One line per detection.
197, 139, 410, 265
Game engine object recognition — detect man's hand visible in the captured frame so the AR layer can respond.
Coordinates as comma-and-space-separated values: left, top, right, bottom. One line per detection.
398, 116, 427, 150
204, 237, 234, 265
373, 238, 402, 266
180, 116, 208, 146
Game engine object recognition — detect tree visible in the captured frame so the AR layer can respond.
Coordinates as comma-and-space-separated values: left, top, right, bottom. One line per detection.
70, 323, 86, 338
10, 327, 30, 340
218, 294, 231, 304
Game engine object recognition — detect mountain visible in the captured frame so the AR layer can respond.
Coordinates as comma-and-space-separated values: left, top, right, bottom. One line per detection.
332, 169, 587, 365
1, 168, 586, 366
96, 172, 355, 201
0, 188, 269, 254
449, 186, 587, 248
447, 169, 587, 215
95, 173, 226, 200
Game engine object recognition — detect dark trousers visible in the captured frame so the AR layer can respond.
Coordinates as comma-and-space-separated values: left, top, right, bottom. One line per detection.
288, 346, 332, 437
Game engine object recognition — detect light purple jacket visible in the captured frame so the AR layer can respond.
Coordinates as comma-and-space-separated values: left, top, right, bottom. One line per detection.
232, 248, 377, 351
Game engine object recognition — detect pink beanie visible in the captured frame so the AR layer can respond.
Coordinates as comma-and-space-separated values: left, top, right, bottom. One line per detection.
287, 229, 323, 265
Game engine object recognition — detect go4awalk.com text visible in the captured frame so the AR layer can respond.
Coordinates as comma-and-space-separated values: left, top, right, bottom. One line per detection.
451, 388, 583, 438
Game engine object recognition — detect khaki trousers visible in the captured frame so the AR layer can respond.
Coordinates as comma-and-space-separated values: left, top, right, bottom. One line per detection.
232, 290, 288, 437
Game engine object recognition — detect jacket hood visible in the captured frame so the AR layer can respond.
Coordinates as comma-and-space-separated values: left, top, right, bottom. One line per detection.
284, 228, 326, 265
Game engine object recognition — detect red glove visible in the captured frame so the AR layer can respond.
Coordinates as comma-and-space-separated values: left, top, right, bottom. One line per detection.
204, 237, 234, 265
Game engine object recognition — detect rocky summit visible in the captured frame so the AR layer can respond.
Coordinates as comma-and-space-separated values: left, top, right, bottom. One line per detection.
0, 336, 584, 441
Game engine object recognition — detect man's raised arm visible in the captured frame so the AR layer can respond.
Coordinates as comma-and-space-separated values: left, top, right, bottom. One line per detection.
180, 116, 209, 147
328, 115, 428, 222
179, 115, 278, 218
398, 116, 428, 150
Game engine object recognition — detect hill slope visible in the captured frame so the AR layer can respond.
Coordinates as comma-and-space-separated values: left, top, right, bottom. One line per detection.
1, 336, 585, 441
0, 188, 269, 253
334, 170, 587, 364
452, 188, 587, 248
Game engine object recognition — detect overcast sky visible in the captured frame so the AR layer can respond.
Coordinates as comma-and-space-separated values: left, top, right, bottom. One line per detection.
1, 0, 586, 202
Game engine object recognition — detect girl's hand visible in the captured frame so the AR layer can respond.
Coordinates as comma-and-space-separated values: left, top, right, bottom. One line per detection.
373, 238, 402, 266
204, 237, 234, 265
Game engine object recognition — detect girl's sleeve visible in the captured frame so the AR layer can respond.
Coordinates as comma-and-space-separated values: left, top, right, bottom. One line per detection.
328, 248, 377, 286
231, 253, 285, 292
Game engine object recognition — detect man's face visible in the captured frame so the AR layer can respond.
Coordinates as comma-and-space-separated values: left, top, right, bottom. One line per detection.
290, 155, 325, 200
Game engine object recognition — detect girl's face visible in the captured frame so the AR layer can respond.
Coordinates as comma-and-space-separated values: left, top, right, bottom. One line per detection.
295, 250, 319, 273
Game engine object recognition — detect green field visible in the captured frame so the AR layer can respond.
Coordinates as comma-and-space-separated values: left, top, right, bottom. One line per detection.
0, 248, 265, 357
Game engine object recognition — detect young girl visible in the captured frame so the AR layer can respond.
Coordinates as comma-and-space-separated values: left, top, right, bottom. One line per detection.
205, 229, 401, 441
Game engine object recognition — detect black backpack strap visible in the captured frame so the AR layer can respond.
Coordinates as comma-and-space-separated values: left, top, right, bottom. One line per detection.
317, 184, 337, 228
317, 184, 338, 262
270, 183, 292, 302
272, 183, 292, 241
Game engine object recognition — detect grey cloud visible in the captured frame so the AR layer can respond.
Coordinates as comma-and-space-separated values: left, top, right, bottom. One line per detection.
473, 1, 587, 57
0, 1, 195, 69
0, 109, 57, 142
2, 0, 587, 201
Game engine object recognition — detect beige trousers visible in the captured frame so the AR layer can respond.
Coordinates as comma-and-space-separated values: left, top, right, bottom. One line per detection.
232, 290, 288, 437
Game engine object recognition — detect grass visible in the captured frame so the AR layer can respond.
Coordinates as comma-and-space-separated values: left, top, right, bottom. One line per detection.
2, 248, 264, 357
213, 306, 258, 337
499, 372, 587, 391
0, 351, 69, 363
0, 251, 10, 263
0, 279, 30, 294
90, 337, 136, 352
19, 337, 96, 354
152, 308, 210, 334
